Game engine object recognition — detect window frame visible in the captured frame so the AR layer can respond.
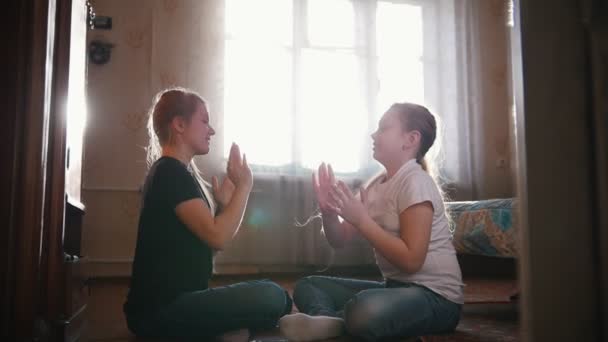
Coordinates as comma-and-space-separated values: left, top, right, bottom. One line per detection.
223, 0, 440, 179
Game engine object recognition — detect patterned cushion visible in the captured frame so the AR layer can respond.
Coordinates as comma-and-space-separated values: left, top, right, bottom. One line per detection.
446, 198, 518, 258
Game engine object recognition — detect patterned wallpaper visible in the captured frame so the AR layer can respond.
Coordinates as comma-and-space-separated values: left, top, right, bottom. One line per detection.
474, 0, 514, 199
81, 0, 514, 272
82, 0, 226, 265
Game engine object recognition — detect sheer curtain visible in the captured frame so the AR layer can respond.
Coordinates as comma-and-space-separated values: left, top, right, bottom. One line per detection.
149, 0, 502, 271
220, 0, 490, 193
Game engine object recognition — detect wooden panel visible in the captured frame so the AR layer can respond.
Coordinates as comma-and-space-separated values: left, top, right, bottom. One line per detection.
9, 0, 58, 340
586, 2, 608, 338
41, 0, 71, 337
512, 0, 602, 340
42, 0, 90, 341
65, 199, 86, 257
65, 258, 89, 320
0, 0, 88, 340
60, 303, 88, 342
0, 0, 26, 337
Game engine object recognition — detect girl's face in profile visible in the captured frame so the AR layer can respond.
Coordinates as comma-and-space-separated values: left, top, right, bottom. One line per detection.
182, 103, 215, 155
371, 110, 408, 164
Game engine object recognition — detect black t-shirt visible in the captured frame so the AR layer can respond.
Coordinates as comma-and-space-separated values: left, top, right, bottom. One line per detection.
124, 157, 213, 317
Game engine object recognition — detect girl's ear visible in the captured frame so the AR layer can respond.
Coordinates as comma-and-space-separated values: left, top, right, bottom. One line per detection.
403, 129, 421, 148
409, 130, 421, 146
171, 115, 186, 134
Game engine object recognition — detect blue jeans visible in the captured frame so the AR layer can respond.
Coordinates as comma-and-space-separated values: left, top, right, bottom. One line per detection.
293, 276, 461, 341
126, 279, 292, 340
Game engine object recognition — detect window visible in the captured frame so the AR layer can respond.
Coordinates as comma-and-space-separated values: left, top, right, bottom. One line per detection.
224, 0, 436, 174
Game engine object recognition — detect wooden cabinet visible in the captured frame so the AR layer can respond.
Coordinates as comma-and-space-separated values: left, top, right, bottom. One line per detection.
0, 0, 90, 340
58, 200, 88, 342
48, 0, 89, 341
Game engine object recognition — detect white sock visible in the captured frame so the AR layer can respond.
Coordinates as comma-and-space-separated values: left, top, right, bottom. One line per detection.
279, 313, 345, 341
216, 328, 250, 342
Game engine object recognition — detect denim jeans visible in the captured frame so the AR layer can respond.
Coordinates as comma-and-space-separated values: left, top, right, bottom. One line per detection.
126, 279, 293, 340
293, 276, 461, 341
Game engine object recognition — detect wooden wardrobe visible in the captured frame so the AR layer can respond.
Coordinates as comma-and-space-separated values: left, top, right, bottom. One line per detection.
1, 0, 89, 340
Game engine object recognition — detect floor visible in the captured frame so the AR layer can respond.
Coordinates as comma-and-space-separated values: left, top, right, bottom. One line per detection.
84, 274, 519, 342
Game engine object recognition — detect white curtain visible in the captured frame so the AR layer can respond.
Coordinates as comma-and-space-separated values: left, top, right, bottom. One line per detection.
435, 0, 479, 200
146, 0, 509, 271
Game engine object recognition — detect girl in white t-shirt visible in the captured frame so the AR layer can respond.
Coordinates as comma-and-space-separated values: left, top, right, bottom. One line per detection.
280, 103, 464, 341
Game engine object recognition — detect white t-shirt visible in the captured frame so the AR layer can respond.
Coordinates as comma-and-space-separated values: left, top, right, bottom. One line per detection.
365, 159, 464, 304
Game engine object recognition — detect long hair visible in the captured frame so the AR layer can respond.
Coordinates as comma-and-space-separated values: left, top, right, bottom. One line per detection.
146, 87, 209, 188
388, 102, 453, 231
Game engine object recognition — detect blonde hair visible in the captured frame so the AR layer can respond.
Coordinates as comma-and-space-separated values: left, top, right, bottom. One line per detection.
146, 87, 207, 184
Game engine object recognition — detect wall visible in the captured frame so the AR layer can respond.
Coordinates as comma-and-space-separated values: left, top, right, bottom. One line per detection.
474, 0, 513, 199
82, 0, 226, 275
82, 0, 514, 276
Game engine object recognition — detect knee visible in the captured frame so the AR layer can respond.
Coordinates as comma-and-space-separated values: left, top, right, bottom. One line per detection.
293, 276, 320, 302
256, 281, 292, 317
294, 276, 319, 292
344, 293, 387, 340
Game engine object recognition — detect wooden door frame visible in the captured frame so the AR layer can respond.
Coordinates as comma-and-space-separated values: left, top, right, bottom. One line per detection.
512, 0, 605, 340
6, 0, 58, 339
42, 0, 77, 340
582, 0, 608, 337
0, 0, 77, 340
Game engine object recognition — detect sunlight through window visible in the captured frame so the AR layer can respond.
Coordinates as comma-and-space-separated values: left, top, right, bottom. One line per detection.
225, 0, 292, 45
299, 49, 365, 172
376, 2, 424, 117
307, 0, 354, 47
224, 0, 426, 173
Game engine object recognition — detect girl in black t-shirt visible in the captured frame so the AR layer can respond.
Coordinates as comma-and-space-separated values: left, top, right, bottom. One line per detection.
124, 87, 292, 341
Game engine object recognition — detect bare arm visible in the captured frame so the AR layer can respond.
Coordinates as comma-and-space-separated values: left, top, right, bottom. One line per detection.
329, 181, 433, 273
356, 202, 433, 273
175, 184, 250, 250
175, 143, 253, 250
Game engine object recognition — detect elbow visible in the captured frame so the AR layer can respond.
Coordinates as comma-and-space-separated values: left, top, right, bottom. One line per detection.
395, 249, 427, 274
200, 228, 227, 251
398, 260, 424, 274
406, 263, 423, 274
206, 238, 226, 251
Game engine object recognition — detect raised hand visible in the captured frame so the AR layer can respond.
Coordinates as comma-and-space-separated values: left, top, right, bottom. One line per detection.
212, 175, 235, 208
312, 162, 336, 212
226, 143, 253, 191
327, 181, 369, 227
